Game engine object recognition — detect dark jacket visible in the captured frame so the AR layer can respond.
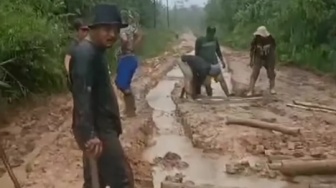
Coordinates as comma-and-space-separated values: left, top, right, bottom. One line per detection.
70, 40, 122, 144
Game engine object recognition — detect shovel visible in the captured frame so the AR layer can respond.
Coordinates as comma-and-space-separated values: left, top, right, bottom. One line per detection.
0, 142, 21, 188
88, 156, 100, 188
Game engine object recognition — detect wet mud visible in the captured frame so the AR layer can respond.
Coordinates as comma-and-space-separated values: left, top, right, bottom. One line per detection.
171, 47, 336, 187
145, 66, 289, 188
2, 32, 336, 188
0, 34, 193, 188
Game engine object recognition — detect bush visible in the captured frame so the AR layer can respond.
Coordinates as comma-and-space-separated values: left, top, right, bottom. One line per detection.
0, 2, 67, 101
205, 0, 336, 73
0, 0, 175, 104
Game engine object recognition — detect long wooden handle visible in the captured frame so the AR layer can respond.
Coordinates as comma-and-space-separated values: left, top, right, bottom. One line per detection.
88, 157, 100, 188
0, 143, 21, 188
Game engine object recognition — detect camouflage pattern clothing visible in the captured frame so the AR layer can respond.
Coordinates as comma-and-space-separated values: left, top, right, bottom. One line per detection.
248, 26, 277, 96
119, 23, 139, 54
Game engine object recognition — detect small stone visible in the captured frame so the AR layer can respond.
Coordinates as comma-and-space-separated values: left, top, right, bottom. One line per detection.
287, 142, 295, 150
239, 160, 250, 167
256, 145, 265, 154
264, 149, 276, 156
183, 180, 195, 186
268, 171, 277, 179
310, 149, 326, 159
178, 161, 189, 169
293, 150, 305, 158
252, 162, 264, 172
225, 164, 239, 174
163, 152, 181, 161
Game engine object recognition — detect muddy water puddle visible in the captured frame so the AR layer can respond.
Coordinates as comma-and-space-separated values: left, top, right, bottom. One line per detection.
144, 67, 289, 188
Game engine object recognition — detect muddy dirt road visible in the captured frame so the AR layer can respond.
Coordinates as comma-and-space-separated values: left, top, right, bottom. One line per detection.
1, 33, 336, 188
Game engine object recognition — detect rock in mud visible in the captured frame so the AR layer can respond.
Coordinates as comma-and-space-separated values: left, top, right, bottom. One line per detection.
164, 152, 181, 161
225, 161, 250, 175
153, 152, 189, 170
165, 173, 185, 183
310, 149, 327, 159
183, 180, 195, 186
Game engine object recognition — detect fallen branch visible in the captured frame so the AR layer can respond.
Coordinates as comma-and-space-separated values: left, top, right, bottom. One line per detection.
226, 116, 300, 136
287, 104, 336, 115
293, 100, 336, 112
0, 142, 21, 188
269, 159, 336, 176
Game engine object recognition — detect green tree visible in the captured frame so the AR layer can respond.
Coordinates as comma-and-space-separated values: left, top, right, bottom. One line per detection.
0, 0, 174, 104
205, 0, 336, 72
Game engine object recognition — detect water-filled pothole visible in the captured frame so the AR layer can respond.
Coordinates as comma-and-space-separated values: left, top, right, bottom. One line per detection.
144, 67, 289, 188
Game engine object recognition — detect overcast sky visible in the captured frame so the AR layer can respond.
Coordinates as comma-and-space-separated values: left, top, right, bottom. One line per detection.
167, 0, 208, 7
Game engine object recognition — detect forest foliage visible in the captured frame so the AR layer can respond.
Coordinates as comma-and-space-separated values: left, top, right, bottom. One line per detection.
205, 0, 336, 72
0, 0, 174, 104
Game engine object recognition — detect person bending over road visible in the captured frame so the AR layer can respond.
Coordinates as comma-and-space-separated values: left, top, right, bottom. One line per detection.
195, 26, 230, 97
179, 55, 211, 99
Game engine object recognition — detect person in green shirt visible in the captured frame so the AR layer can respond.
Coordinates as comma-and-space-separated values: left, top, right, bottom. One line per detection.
195, 26, 230, 97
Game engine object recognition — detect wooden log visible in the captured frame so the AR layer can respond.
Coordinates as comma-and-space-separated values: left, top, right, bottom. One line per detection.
293, 100, 336, 112
268, 159, 336, 176
287, 104, 336, 115
226, 116, 300, 136
161, 181, 238, 188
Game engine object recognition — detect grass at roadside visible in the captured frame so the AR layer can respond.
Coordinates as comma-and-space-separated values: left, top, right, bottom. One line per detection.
107, 28, 175, 72
138, 28, 175, 59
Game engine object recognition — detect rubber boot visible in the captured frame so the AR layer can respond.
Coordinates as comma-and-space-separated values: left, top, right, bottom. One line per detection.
269, 79, 276, 95
205, 85, 213, 96
123, 93, 136, 117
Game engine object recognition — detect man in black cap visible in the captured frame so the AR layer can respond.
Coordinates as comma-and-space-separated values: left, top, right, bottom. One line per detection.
69, 3, 133, 188
195, 26, 231, 97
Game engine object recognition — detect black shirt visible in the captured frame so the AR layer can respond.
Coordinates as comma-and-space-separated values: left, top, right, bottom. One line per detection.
70, 40, 122, 143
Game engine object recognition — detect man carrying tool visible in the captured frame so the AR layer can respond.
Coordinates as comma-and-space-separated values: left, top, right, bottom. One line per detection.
179, 55, 211, 99
115, 10, 143, 117
195, 26, 230, 97
247, 25, 276, 96
69, 4, 133, 188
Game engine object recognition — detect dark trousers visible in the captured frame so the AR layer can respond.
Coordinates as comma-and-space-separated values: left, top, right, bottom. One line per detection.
192, 69, 209, 95
73, 127, 133, 188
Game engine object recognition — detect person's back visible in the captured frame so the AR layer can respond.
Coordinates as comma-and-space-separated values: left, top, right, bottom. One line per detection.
181, 55, 211, 73
180, 55, 211, 98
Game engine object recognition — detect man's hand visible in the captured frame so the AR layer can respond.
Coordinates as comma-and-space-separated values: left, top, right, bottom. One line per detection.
85, 137, 103, 158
